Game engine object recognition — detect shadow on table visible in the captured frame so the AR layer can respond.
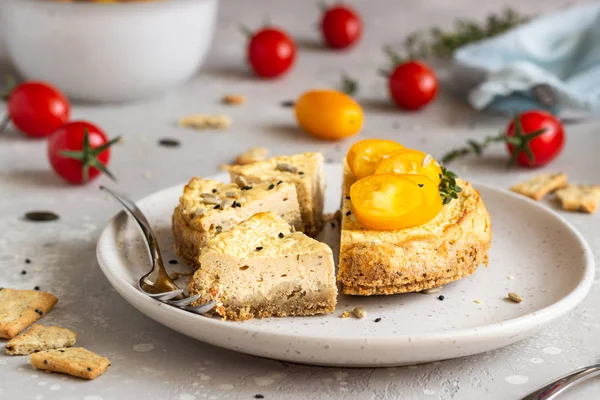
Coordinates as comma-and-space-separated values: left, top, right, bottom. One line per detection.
202, 65, 255, 83
0, 169, 64, 189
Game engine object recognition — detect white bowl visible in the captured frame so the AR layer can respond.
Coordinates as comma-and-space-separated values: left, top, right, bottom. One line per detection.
0, 0, 218, 103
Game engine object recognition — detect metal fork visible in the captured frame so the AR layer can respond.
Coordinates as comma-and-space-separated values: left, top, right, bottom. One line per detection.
521, 362, 600, 400
100, 186, 215, 315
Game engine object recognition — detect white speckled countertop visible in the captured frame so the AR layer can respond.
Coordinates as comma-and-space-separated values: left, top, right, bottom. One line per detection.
1, 0, 599, 399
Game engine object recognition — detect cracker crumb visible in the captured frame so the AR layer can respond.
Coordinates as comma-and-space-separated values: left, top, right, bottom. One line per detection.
421, 287, 442, 294
474, 299, 483, 304
507, 275, 515, 280
179, 114, 231, 130
222, 94, 246, 105
353, 307, 367, 319
234, 147, 269, 165
340, 311, 352, 319
508, 293, 522, 303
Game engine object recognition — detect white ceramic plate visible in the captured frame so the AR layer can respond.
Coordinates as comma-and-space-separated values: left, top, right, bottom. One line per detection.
96, 164, 594, 367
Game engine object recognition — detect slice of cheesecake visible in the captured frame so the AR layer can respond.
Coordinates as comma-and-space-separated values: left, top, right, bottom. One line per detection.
227, 152, 325, 237
173, 178, 302, 267
338, 163, 492, 295
189, 212, 337, 321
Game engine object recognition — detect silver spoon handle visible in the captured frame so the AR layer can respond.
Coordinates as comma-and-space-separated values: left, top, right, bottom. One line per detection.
521, 364, 600, 400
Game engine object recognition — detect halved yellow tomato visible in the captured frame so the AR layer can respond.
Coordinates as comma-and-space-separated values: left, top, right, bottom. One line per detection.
349, 174, 424, 230
347, 139, 404, 179
375, 149, 442, 183
400, 174, 443, 225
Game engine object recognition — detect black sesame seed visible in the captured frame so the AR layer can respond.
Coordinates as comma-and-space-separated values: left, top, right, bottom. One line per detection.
438, 295, 445, 301
158, 138, 181, 148
5, 346, 13, 351
268, 184, 275, 190
87, 367, 92, 372
345, 196, 350, 200
298, 171, 304, 175
212, 189, 218, 193
278, 233, 284, 238
345, 211, 351, 216
215, 226, 223, 233
330, 222, 335, 228
33, 350, 39, 353
24, 211, 59, 222
418, 184, 424, 188
256, 247, 263, 251
21, 270, 27, 275
374, 318, 382, 323
25, 259, 31, 264
214, 204, 220, 209
34, 286, 40, 291
35, 309, 43, 315
168, 260, 178, 265
43, 360, 48, 364
280, 100, 295, 108
241, 186, 252, 191
59, 350, 64, 353
276, 181, 283, 185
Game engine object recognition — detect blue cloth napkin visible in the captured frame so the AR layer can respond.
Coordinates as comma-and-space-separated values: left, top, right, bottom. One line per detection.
454, 2, 600, 115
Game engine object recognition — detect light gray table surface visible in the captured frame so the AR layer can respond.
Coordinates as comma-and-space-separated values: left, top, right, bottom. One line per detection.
1, 0, 599, 399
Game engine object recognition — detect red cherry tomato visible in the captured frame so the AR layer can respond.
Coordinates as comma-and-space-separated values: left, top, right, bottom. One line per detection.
48, 121, 119, 185
388, 61, 438, 110
247, 27, 296, 78
505, 110, 565, 168
320, 5, 362, 49
6, 81, 70, 138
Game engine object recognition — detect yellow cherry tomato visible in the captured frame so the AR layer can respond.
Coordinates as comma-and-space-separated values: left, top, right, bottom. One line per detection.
295, 90, 364, 141
400, 174, 443, 225
350, 174, 425, 230
347, 139, 404, 179
375, 149, 442, 183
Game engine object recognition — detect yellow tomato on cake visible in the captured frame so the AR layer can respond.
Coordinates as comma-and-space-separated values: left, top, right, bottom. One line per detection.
375, 148, 442, 183
349, 174, 425, 230
295, 90, 363, 141
347, 139, 404, 179
400, 174, 443, 225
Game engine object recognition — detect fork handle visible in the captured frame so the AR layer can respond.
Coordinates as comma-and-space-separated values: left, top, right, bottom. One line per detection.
521, 364, 600, 400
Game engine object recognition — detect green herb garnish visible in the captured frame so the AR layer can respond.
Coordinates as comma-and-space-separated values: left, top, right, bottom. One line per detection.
340, 74, 358, 96
382, 8, 528, 67
438, 167, 462, 205
403, 8, 528, 60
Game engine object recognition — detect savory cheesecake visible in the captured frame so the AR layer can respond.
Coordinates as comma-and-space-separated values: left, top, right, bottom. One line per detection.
227, 152, 325, 237
189, 212, 337, 321
173, 177, 302, 267
338, 163, 492, 295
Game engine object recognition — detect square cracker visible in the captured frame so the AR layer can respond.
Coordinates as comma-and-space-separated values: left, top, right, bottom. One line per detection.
510, 173, 568, 201
5, 324, 77, 355
555, 185, 600, 213
31, 347, 111, 380
0, 289, 58, 339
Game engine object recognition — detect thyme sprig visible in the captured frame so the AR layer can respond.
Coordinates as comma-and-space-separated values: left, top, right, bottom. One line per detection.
440, 114, 547, 167
405, 8, 528, 59
439, 167, 462, 205
441, 133, 505, 165
340, 74, 358, 96
385, 8, 528, 66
